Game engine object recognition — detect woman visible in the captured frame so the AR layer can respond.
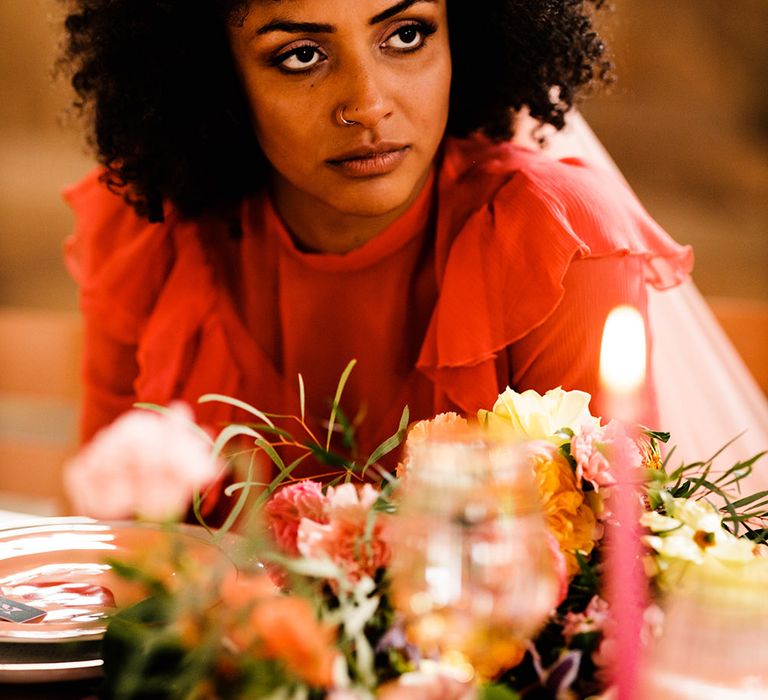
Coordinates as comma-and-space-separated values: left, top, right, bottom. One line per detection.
61, 0, 692, 468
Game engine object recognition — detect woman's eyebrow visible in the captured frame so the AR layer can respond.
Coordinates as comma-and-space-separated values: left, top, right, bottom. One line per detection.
369, 0, 437, 25
256, 19, 335, 36
253, 0, 437, 37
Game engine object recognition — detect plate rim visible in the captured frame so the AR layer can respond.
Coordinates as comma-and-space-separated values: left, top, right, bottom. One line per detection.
0, 518, 227, 644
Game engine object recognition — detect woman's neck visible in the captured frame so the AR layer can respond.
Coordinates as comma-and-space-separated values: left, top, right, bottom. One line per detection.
270, 169, 432, 255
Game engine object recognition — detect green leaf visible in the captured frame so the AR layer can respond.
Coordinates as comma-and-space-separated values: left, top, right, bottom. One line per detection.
326, 359, 357, 452
214, 456, 256, 541
331, 402, 358, 453
479, 683, 521, 700
133, 402, 214, 445
210, 423, 264, 462
308, 442, 354, 468
361, 406, 410, 476
101, 595, 186, 700
298, 372, 306, 423
730, 490, 768, 510
643, 428, 671, 444
251, 452, 313, 511
198, 393, 276, 428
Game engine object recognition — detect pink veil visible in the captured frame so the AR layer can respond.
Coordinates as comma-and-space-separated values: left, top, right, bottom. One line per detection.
515, 112, 768, 488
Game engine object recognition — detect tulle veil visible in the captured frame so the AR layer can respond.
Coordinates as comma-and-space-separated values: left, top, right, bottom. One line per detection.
515, 112, 768, 488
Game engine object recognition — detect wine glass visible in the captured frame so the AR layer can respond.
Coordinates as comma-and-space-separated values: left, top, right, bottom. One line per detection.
388, 428, 561, 682
640, 559, 768, 699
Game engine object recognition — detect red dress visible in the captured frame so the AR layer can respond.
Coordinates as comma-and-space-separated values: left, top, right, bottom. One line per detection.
64, 135, 693, 467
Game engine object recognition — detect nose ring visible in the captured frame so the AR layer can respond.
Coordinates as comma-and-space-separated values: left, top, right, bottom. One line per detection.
336, 105, 358, 127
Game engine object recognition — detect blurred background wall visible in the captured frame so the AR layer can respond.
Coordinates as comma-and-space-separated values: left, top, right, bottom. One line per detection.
1, 0, 766, 309
582, 0, 768, 301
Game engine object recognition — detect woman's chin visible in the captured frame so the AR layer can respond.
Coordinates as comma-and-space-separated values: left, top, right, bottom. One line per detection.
320, 172, 430, 220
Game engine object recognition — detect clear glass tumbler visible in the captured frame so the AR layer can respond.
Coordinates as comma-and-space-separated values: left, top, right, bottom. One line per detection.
388, 429, 561, 681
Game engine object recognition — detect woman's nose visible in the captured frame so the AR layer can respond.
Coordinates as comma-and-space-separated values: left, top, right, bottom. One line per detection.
336, 64, 393, 129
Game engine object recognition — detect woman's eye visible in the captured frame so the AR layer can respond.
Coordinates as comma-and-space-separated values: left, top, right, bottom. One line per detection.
385, 25, 424, 51
276, 45, 324, 72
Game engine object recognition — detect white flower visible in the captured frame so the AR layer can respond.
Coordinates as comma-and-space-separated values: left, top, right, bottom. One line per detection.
478, 386, 598, 444
643, 497, 758, 575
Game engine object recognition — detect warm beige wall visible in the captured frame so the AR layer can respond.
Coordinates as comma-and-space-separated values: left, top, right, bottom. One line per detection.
0, 0, 766, 310
0, 0, 94, 310
583, 0, 768, 299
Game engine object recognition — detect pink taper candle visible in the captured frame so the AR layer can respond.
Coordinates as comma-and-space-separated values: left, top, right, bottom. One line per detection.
599, 306, 648, 700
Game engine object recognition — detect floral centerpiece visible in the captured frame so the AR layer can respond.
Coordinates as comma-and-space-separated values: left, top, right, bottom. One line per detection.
64, 368, 768, 700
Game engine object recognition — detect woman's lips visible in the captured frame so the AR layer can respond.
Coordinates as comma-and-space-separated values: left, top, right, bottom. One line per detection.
325, 146, 410, 178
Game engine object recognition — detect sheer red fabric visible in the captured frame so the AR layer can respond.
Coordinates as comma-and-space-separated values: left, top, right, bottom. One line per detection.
64, 135, 692, 468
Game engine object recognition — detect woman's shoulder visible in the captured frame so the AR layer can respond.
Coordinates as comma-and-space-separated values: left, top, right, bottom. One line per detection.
442, 133, 654, 237
438, 135, 693, 290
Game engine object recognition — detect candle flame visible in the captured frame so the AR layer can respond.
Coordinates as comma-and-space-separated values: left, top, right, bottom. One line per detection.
599, 305, 647, 395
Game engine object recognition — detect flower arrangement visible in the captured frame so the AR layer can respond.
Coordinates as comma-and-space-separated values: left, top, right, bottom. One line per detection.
64, 369, 768, 700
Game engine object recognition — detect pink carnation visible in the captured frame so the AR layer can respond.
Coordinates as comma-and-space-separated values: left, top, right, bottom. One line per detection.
405, 412, 469, 444
571, 420, 642, 491
297, 483, 389, 582
63, 403, 218, 521
266, 481, 329, 556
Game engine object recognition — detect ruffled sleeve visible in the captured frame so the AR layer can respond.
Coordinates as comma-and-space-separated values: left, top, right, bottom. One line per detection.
63, 169, 244, 441
416, 139, 693, 419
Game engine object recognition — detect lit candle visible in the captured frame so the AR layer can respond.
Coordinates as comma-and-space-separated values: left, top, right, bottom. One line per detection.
599, 305, 648, 700
599, 305, 647, 423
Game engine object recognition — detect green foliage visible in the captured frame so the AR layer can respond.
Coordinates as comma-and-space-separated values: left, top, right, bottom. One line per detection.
646, 440, 768, 536
479, 683, 522, 700
101, 596, 186, 700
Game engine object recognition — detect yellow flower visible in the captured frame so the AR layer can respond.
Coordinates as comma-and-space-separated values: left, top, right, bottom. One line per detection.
478, 387, 598, 445
531, 446, 598, 577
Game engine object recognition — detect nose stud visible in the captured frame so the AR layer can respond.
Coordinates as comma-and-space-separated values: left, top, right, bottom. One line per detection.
336, 105, 358, 127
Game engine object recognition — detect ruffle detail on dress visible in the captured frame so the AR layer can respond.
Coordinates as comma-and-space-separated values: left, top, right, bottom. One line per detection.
63, 170, 245, 416
416, 139, 694, 415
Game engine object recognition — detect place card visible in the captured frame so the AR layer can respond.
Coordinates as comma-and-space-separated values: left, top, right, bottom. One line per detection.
0, 595, 46, 623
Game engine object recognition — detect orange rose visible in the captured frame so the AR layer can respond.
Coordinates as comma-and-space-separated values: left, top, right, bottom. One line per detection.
530, 444, 598, 578
251, 597, 338, 688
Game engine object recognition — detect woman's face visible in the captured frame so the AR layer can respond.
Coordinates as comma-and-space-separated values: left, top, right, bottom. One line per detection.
228, 0, 451, 224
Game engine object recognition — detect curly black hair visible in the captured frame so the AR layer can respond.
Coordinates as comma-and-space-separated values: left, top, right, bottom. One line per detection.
60, 0, 612, 222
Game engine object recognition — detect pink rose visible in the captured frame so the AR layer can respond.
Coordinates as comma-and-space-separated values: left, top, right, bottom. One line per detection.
64, 403, 218, 521
571, 420, 642, 491
297, 483, 389, 582
266, 481, 329, 555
